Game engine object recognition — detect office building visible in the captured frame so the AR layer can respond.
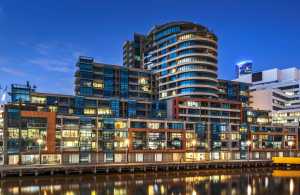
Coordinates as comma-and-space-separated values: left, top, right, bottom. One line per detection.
235, 67, 300, 125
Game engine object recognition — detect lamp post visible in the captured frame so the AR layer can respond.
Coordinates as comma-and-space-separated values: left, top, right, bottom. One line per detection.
37, 139, 43, 165
246, 140, 251, 161
124, 138, 129, 163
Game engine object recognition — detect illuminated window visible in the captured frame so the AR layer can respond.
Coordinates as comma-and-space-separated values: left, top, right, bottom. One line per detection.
138, 78, 148, 85
8, 128, 19, 138
31, 96, 46, 104
257, 118, 268, 124
171, 133, 182, 139
98, 108, 112, 115
93, 81, 104, 89
240, 127, 247, 132
49, 106, 57, 112
69, 108, 74, 114
178, 33, 193, 41
141, 86, 150, 92
63, 141, 78, 147
92, 142, 96, 149
231, 134, 240, 140
115, 121, 127, 129
84, 108, 96, 115
185, 132, 194, 139
27, 128, 40, 139
187, 101, 199, 107
62, 130, 78, 138
97, 121, 103, 128
161, 92, 167, 98
147, 122, 160, 129
220, 134, 226, 140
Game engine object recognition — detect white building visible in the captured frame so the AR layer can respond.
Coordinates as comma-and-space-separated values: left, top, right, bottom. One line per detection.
234, 67, 300, 125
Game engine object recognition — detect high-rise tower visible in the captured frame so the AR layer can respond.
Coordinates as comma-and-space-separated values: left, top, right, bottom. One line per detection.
124, 22, 219, 100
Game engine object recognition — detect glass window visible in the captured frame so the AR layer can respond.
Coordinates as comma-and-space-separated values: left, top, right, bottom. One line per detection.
115, 121, 127, 129
31, 96, 46, 104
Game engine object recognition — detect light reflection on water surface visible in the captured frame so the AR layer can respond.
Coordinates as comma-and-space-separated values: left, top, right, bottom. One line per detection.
0, 169, 299, 195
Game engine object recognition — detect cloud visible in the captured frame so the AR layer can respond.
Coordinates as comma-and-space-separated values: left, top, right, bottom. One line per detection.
28, 58, 73, 73
0, 66, 26, 76
27, 42, 85, 73
0, 56, 26, 76
34, 43, 52, 55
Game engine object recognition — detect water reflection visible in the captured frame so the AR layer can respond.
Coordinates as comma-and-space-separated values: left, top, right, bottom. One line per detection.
0, 169, 299, 195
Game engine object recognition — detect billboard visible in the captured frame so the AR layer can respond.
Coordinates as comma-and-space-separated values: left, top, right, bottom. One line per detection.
235, 60, 253, 78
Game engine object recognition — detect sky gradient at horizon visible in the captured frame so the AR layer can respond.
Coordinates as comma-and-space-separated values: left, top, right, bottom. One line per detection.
0, 0, 300, 95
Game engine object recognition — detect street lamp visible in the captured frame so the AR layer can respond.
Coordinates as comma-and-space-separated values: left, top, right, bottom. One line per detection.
124, 138, 129, 163
246, 140, 251, 161
37, 139, 43, 165
287, 141, 294, 157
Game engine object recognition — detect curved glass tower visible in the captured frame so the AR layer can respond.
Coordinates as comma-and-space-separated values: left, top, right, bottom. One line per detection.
143, 21, 218, 100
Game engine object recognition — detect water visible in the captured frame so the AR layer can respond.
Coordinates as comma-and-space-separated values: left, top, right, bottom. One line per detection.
0, 168, 299, 195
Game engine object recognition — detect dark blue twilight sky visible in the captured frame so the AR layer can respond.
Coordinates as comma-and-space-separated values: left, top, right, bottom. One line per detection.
0, 0, 300, 95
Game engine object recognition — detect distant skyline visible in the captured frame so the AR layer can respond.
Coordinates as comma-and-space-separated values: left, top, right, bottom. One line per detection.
0, 0, 300, 95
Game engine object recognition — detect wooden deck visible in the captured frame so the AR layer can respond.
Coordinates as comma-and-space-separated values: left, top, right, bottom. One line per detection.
0, 160, 273, 178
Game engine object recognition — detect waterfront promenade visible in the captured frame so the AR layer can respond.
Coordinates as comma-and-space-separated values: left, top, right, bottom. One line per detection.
0, 160, 274, 178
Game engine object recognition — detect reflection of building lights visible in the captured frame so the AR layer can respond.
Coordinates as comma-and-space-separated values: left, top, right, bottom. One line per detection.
135, 180, 143, 185
21, 186, 40, 193
154, 184, 159, 193
65, 191, 75, 195
289, 178, 294, 195
247, 184, 252, 195
91, 190, 96, 195
113, 188, 126, 195
264, 177, 269, 188
148, 185, 154, 195
160, 185, 165, 194
231, 188, 237, 195
210, 175, 220, 183
192, 190, 197, 195
9, 187, 19, 195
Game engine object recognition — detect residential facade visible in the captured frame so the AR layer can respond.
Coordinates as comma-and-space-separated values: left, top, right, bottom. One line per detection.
141, 21, 218, 100
1, 21, 299, 166
75, 56, 156, 100
123, 33, 145, 69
